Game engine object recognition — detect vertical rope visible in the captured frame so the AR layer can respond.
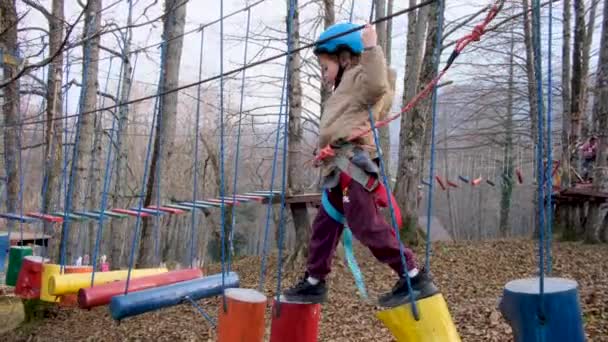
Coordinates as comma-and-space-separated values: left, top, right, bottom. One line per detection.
545, 0, 554, 275
219, 0, 228, 312
190, 27, 205, 269
425, 0, 445, 271
274, 0, 297, 316
258, 12, 291, 295
124, 33, 168, 295
92, 3, 138, 283
349, 0, 355, 21
531, 0, 546, 320
228, 8, 252, 272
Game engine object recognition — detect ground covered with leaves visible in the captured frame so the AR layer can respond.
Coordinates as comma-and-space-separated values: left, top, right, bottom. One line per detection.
1, 240, 606, 341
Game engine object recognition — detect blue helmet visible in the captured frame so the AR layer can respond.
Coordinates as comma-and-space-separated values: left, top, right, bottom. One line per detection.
314, 22, 364, 56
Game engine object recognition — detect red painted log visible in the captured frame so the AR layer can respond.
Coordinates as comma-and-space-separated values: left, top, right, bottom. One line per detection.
15, 256, 49, 299
435, 176, 447, 190
77, 268, 202, 309
146, 205, 186, 214
111, 208, 151, 217
25, 212, 63, 223
270, 296, 321, 342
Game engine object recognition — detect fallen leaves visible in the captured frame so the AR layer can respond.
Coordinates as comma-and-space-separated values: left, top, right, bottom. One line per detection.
0, 240, 606, 341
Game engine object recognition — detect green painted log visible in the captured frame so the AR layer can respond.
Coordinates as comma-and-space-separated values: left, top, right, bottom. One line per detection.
5, 246, 33, 286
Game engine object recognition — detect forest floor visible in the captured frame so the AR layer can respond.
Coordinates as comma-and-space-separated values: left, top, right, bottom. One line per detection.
0, 240, 606, 341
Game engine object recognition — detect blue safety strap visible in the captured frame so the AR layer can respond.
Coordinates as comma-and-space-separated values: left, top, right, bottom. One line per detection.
321, 190, 367, 299
321, 190, 344, 224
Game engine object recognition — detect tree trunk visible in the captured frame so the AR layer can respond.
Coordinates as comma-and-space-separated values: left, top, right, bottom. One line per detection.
580, 0, 599, 134
62, 0, 101, 264
39, 0, 65, 261
385, 0, 393, 65
395, 1, 439, 244
374, 0, 390, 172
286, 0, 310, 269
320, 0, 334, 115
584, 0, 608, 243
561, 0, 572, 188
138, 0, 187, 267
570, 0, 586, 174
499, 31, 516, 238
521, 0, 540, 236
0, 0, 20, 234
110, 9, 134, 269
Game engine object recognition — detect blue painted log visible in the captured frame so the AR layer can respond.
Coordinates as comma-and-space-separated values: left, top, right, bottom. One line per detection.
0, 213, 36, 223
499, 277, 585, 342
109, 272, 239, 320
0, 233, 8, 272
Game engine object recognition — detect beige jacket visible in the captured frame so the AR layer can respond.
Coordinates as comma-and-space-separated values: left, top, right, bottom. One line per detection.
318, 45, 396, 176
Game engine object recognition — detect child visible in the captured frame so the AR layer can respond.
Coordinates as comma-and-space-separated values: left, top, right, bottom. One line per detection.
282, 22, 438, 308
580, 136, 597, 180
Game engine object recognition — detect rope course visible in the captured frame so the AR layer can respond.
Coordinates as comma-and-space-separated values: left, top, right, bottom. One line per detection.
2, 0, 588, 340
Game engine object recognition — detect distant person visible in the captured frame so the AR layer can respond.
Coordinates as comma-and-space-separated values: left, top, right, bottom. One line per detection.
282, 23, 437, 308
580, 136, 597, 180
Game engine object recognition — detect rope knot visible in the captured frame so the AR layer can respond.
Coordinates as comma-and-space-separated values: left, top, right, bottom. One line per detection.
471, 24, 485, 41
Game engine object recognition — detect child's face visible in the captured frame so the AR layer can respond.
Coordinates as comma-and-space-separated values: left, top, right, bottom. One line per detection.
318, 53, 339, 87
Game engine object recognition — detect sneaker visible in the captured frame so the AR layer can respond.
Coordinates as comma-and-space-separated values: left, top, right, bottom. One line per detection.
282, 273, 328, 304
377, 268, 439, 308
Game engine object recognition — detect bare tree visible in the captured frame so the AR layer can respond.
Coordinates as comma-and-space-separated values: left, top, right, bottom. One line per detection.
63, 0, 102, 263
138, 0, 187, 267
285, 0, 311, 268
584, 0, 608, 243
1, 0, 21, 233
395, 1, 441, 243
110, 3, 135, 269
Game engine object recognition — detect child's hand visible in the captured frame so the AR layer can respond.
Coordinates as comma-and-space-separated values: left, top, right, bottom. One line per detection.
361, 24, 377, 49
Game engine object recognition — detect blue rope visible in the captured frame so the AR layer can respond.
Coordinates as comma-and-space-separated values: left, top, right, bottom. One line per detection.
425, 0, 445, 271
219, 0, 228, 312
274, 0, 297, 316
152, 22, 170, 264
228, 7, 251, 273
59, 17, 96, 271
367, 108, 418, 320
91, 56, 119, 284
124, 33, 168, 295
258, 41, 289, 293
190, 27, 205, 269
531, 0, 546, 319
183, 296, 217, 327
544, 0, 554, 275
56, 53, 71, 262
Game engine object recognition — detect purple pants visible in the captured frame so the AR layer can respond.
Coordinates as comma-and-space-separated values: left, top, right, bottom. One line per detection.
307, 180, 417, 280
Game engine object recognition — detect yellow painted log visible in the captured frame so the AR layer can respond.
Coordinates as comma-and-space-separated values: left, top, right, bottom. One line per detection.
48, 268, 168, 296
376, 293, 461, 342
40, 264, 62, 303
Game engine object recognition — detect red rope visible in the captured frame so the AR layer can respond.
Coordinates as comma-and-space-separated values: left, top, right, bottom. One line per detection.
314, 1, 503, 164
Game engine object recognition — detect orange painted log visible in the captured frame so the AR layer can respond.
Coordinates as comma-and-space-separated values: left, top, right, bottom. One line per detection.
78, 268, 202, 309
217, 288, 266, 342
270, 296, 321, 342
15, 256, 49, 299
59, 266, 93, 307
